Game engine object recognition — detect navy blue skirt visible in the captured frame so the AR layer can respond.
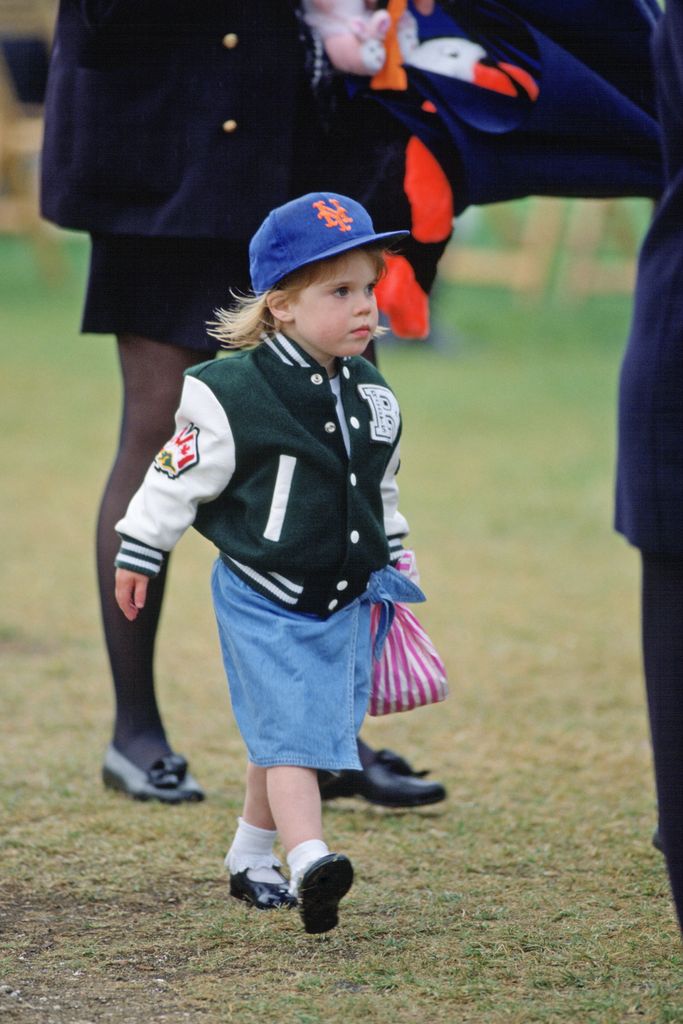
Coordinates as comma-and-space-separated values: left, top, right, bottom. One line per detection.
82, 234, 251, 353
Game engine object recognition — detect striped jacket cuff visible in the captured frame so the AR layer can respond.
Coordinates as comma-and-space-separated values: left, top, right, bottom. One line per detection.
115, 536, 165, 577
388, 535, 405, 563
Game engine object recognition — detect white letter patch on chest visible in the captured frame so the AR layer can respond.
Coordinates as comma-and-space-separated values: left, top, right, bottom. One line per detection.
357, 384, 400, 444
154, 423, 200, 479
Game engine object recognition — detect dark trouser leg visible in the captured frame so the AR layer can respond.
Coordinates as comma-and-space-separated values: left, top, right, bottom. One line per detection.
641, 553, 683, 931
97, 334, 210, 769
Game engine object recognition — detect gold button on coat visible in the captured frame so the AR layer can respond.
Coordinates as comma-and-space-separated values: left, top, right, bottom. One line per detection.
222, 119, 238, 133
222, 33, 238, 48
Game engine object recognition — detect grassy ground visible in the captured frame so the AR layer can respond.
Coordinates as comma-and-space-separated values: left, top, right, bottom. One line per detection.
2, 231, 682, 1023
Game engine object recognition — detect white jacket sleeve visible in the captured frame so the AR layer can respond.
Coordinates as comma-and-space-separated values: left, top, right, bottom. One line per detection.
381, 443, 410, 563
115, 376, 236, 575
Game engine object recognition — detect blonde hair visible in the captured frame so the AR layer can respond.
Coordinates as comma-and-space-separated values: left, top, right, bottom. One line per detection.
207, 246, 388, 349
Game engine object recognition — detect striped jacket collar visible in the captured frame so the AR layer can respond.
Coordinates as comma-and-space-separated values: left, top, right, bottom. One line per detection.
262, 331, 352, 375
263, 331, 312, 368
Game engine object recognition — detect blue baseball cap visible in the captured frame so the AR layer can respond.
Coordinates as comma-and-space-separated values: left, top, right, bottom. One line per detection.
249, 192, 409, 293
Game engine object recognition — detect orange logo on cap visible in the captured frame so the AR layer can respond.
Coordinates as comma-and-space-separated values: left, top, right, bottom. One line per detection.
312, 198, 354, 232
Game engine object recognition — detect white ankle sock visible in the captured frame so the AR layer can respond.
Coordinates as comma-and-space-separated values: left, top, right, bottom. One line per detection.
225, 817, 284, 884
286, 839, 330, 896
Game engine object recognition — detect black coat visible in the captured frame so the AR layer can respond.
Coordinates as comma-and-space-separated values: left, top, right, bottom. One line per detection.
40, 1, 314, 239
616, 0, 683, 555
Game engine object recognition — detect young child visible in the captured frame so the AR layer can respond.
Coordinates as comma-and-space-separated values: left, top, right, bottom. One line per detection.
113, 192, 424, 934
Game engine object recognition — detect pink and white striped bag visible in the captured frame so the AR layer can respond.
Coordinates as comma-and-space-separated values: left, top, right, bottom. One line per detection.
368, 602, 449, 716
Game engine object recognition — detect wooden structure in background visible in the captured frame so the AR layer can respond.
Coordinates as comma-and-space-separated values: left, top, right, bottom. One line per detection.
439, 198, 565, 298
439, 197, 648, 300
0, 1, 61, 275
559, 198, 644, 298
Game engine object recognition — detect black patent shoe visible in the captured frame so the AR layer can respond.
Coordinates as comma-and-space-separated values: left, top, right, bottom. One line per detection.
229, 869, 297, 911
298, 854, 353, 934
102, 744, 205, 803
318, 748, 446, 808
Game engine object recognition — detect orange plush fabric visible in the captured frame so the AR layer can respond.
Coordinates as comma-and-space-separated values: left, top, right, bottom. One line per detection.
404, 135, 453, 243
371, 0, 408, 91
376, 252, 431, 339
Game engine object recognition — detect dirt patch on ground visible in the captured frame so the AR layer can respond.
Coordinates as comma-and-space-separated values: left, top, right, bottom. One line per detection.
1, 883, 220, 1023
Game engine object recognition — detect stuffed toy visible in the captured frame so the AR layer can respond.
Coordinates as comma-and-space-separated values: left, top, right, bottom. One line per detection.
301, 0, 426, 76
301, 0, 448, 338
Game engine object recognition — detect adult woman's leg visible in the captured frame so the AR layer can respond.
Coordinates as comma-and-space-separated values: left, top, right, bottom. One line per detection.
97, 334, 211, 771
641, 553, 683, 932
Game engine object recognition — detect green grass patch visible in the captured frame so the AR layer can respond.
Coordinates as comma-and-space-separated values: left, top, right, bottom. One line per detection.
2, 230, 680, 1024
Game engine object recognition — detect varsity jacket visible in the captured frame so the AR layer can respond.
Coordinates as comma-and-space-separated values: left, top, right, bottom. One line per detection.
115, 333, 409, 619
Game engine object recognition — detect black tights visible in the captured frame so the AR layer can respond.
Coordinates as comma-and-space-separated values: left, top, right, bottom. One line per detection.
642, 553, 683, 932
99, 334, 379, 771
97, 335, 209, 768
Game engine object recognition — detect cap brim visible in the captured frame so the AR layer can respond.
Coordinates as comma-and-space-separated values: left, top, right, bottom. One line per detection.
271, 229, 410, 289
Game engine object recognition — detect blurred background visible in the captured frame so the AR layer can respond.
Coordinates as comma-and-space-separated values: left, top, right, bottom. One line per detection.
4, 4, 679, 1021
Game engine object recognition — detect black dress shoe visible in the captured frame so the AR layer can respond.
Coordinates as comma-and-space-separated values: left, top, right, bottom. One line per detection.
298, 854, 353, 934
102, 745, 205, 803
318, 749, 446, 808
229, 869, 297, 911
653, 827, 664, 853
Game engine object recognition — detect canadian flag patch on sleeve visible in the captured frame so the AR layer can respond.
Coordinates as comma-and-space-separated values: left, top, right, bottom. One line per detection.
154, 423, 200, 479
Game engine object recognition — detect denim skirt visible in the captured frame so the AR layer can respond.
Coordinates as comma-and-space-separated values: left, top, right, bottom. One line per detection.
211, 559, 373, 770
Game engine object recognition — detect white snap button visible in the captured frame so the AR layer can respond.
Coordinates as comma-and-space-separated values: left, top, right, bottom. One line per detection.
222, 32, 239, 48
336, 580, 348, 591
222, 119, 238, 133
350, 530, 360, 544
328, 599, 339, 611
342, 367, 350, 379
311, 373, 323, 385
324, 421, 336, 433
350, 416, 360, 429
350, 473, 357, 486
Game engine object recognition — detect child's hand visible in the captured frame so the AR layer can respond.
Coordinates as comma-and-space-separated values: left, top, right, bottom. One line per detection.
115, 568, 149, 621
